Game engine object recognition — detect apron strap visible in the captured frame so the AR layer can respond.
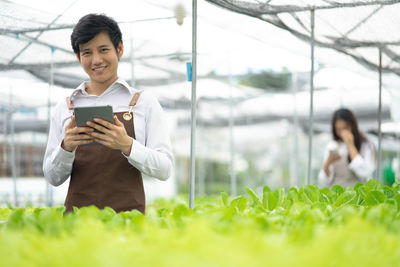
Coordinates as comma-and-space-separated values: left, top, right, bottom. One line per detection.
129, 92, 140, 108
128, 92, 141, 113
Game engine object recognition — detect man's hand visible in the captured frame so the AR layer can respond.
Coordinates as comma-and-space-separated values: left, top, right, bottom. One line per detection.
62, 115, 95, 152
87, 115, 133, 155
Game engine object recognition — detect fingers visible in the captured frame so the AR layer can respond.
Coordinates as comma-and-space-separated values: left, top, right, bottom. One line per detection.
114, 115, 124, 126
94, 118, 113, 128
66, 139, 94, 149
342, 130, 353, 138
90, 131, 109, 142
65, 116, 94, 135
65, 130, 93, 142
87, 123, 110, 135
86, 118, 112, 134
66, 115, 76, 130
89, 138, 107, 147
69, 139, 94, 145
72, 133, 94, 140
63, 119, 95, 151
62, 131, 93, 151
77, 126, 95, 134
66, 126, 94, 135
82, 117, 129, 151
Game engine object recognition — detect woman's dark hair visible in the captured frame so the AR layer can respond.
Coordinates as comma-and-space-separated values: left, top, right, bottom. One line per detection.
331, 108, 366, 159
71, 13, 122, 57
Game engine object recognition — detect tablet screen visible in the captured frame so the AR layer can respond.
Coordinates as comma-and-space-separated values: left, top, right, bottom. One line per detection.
73, 105, 114, 145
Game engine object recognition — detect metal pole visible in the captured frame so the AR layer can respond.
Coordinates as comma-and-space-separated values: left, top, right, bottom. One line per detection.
291, 72, 299, 187
198, 157, 205, 196
307, 9, 315, 185
189, 0, 197, 209
46, 47, 55, 207
2, 110, 8, 178
229, 69, 236, 197
377, 47, 383, 182
9, 88, 18, 207
197, 103, 205, 196
397, 131, 400, 183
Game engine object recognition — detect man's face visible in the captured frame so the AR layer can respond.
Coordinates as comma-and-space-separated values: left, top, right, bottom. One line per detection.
77, 32, 123, 88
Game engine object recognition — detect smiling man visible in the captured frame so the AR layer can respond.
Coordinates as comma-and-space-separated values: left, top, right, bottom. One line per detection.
43, 14, 173, 213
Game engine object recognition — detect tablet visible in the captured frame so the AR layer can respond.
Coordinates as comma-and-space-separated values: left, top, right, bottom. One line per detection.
74, 105, 114, 145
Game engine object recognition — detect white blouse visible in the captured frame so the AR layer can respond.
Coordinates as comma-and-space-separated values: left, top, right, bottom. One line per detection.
42, 78, 174, 186
318, 139, 376, 187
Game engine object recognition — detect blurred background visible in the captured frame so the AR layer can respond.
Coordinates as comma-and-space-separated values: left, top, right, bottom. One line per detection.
1, 0, 400, 207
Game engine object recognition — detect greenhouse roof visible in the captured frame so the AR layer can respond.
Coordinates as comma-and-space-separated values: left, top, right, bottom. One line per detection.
205, 0, 400, 76
0, 0, 196, 88
2, 0, 399, 90
0, 0, 317, 88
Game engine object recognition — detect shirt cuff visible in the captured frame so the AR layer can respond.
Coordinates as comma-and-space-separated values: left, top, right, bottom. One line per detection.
349, 154, 363, 171
123, 138, 147, 165
55, 144, 75, 164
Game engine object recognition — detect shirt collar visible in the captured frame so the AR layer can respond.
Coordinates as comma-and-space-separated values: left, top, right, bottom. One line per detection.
69, 77, 134, 99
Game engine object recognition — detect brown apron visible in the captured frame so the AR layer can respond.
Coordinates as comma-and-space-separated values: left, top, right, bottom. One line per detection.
64, 93, 145, 213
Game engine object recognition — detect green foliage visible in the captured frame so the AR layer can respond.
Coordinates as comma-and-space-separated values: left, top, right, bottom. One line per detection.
238, 70, 290, 91
0, 208, 13, 221
220, 190, 229, 207
0, 181, 400, 266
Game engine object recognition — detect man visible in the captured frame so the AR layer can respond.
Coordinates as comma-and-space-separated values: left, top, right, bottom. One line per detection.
43, 14, 173, 214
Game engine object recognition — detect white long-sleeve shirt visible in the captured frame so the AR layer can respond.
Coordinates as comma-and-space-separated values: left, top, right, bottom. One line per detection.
318, 139, 376, 187
43, 78, 174, 186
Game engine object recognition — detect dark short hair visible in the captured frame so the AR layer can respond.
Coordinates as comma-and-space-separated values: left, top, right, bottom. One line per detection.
71, 13, 122, 57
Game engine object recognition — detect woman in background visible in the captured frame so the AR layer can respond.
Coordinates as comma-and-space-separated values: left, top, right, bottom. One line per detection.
319, 108, 376, 187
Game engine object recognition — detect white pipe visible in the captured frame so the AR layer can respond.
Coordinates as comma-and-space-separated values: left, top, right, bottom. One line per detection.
189, 0, 198, 209
46, 47, 55, 207
9, 88, 18, 207
377, 47, 383, 182
307, 9, 315, 185
228, 59, 236, 197
291, 72, 300, 187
